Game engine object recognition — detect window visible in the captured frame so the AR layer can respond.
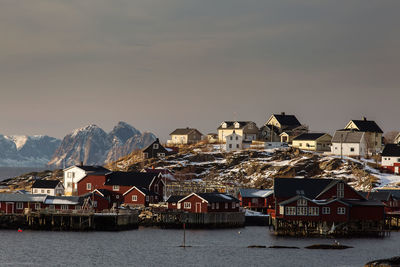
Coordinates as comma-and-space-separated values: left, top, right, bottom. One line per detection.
184, 202, 191, 209
61, 205, 68, 210
229, 144, 232, 148
335, 147, 338, 150
299, 143, 302, 147
116, 195, 120, 199
236, 136, 238, 140
309, 207, 319, 216
216, 203, 219, 209
236, 144, 239, 148
212, 203, 215, 209
225, 203, 228, 209
67, 172, 75, 179
47, 190, 50, 194
41, 189, 44, 193
75, 205, 81, 210
230, 136, 233, 140
252, 198, 258, 204
350, 147, 355, 152
232, 202, 235, 209
285, 207, 296, 215
143, 152, 148, 159
398, 158, 400, 163
322, 207, 330, 214
34, 189, 38, 193
67, 182, 72, 188
35, 203, 41, 210
132, 195, 138, 201
16, 202, 23, 210
153, 144, 159, 149
86, 183, 91, 190
337, 183, 344, 198
113, 185, 120, 191
145, 196, 149, 201
297, 199, 307, 206
297, 207, 307, 215
93, 201, 97, 208
337, 207, 346, 215
49, 205, 55, 210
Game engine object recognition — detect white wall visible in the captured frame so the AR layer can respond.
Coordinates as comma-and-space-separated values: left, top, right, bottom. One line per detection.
63, 167, 87, 195
382, 156, 400, 167
225, 133, 242, 152
331, 142, 366, 157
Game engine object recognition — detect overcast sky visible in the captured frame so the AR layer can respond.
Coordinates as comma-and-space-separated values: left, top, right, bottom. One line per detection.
0, 0, 399, 140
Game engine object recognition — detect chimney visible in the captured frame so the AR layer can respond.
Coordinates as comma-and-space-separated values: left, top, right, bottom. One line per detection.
281, 112, 285, 116
363, 116, 367, 121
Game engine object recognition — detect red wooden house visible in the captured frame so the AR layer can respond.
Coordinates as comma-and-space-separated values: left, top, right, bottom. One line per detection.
77, 171, 164, 207
237, 188, 273, 213
273, 178, 385, 235
167, 192, 240, 213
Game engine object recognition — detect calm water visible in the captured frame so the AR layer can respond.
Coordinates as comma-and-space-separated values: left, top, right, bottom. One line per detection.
0, 227, 398, 267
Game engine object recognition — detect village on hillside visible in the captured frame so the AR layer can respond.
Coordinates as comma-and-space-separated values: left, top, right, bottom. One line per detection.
1, 112, 400, 235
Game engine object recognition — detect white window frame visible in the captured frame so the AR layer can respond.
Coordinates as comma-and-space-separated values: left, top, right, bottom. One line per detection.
35, 203, 41, 210
232, 202, 235, 209
297, 198, 307, 206
113, 185, 120, 191
309, 207, 319, 216
16, 202, 23, 210
184, 202, 191, 209
322, 207, 330, 214
212, 203, 215, 209
216, 203, 219, 209
132, 195, 138, 202
86, 183, 92, 190
337, 207, 346, 215
285, 206, 296, 215
153, 144, 159, 149
61, 205, 68, 210
49, 205, 55, 210
297, 207, 307, 215
225, 203, 228, 209
337, 183, 344, 198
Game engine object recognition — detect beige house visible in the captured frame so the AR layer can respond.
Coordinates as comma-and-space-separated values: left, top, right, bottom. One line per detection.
218, 121, 258, 142
292, 133, 332, 152
343, 117, 383, 155
168, 128, 203, 145
263, 112, 308, 143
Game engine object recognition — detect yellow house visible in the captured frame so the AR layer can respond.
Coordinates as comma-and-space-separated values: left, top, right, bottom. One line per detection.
344, 117, 383, 155
292, 133, 332, 152
264, 112, 308, 143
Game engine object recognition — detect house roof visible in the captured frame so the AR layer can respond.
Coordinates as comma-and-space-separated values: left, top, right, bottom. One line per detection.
331, 130, 365, 143
32, 179, 61, 189
382, 144, 400, 157
348, 119, 383, 133
104, 171, 157, 188
170, 128, 202, 136
293, 133, 329, 141
341, 199, 384, 207
44, 196, 83, 205
166, 195, 185, 203
359, 191, 392, 202
0, 193, 47, 202
274, 178, 335, 199
239, 188, 273, 198
217, 121, 254, 130
142, 139, 169, 154
375, 189, 400, 200
272, 114, 301, 127
178, 192, 239, 203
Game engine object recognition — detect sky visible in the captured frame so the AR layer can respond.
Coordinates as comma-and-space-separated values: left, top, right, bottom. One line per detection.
0, 0, 399, 140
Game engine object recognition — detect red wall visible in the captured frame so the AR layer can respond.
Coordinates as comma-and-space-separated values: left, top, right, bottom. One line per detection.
316, 183, 364, 200
124, 188, 147, 206
179, 194, 239, 213
349, 206, 384, 221
77, 175, 107, 195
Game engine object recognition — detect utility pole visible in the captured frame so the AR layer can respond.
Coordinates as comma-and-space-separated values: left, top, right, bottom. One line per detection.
340, 133, 343, 160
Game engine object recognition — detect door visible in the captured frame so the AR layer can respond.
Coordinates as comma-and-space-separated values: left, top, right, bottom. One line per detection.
395, 166, 399, 174
195, 202, 201, 213
6, 203, 14, 214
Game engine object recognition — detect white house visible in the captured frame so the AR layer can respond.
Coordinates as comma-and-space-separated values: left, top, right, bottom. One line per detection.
381, 144, 400, 174
63, 165, 110, 196
225, 131, 243, 152
218, 121, 258, 143
31, 180, 64, 196
331, 130, 367, 157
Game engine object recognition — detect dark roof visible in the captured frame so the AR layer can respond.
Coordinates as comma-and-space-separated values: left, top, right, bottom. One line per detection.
170, 128, 202, 136
104, 172, 157, 188
382, 144, 400, 157
341, 199, 384, 207
349, 120, 383, 133
274, 178, 334, 199
359, 191, 392, 202
166, 195, 185, 203
32, 179, 61, 189
142, 139, 169, 154
239, 188, 273, 198
196, 193, 239, 203
217, 121, 254, 130
375, 189, 400, 200
75, 166, 110, 173
331, 130, 364, 143
272, 114, 301, 127
293, 133, 328, 141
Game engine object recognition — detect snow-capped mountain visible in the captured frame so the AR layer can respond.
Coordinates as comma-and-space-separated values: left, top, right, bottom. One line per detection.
0, 135, 61, 167
48, 122, 156, 167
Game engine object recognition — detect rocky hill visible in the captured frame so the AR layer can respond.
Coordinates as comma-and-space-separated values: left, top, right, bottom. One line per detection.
0, 135, 61, 167
48, 122, 156, 167
114, 145, 400, 190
